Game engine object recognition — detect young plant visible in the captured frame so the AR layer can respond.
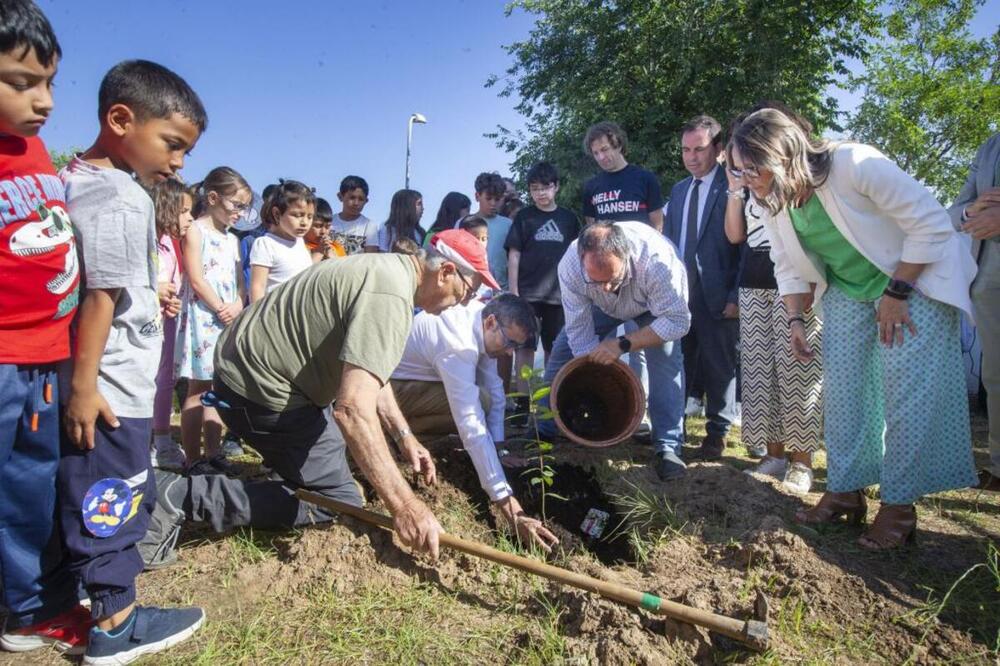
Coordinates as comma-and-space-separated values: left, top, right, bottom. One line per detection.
512, 364, 565, 522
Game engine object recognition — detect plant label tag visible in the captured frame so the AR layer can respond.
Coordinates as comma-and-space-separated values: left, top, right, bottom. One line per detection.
580, 508, 610, 539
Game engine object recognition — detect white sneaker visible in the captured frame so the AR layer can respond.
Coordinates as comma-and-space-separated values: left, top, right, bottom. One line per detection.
782, 462, 814, 495
731, 401, 742, 428
635, 413, 652, 437
685, 397, 705, 417
152, 435, 186, 471
746, 455, 787, 479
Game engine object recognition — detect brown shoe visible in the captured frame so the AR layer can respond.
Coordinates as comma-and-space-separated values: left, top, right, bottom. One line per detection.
976, 470, 1000, 492
794, 490, 867, 526
693, 434, 725, 461
858, 504, 916, 550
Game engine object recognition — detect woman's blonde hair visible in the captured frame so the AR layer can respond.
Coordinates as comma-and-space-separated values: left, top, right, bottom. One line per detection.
730, 108, 833, 214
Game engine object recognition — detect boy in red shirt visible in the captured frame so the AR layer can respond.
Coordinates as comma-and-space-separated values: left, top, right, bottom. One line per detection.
0, 0, 90, 655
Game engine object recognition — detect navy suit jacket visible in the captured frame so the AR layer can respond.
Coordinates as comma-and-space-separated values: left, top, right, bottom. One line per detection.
665, 166, 743, 319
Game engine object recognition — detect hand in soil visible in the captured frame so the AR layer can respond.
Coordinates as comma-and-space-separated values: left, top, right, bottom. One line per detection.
393, 497, 442, 560
399, 436, 437, 486
514, 514, 560, 553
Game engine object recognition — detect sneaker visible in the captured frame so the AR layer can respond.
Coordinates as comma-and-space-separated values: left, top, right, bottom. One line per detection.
221, 433, 244, 458
684, 397, 705, 417
1, 604, 92, 655
731, 401, 743, 428
183, 458, 221, 476
83, 605, 204, 665
782, 462, 814, 495
635, 413, 652, 437
746, 443, 767, 458
138, 470, 187, 570
654, 450, 687, 481
152, 435, 186, 471
746, 455, 787, 479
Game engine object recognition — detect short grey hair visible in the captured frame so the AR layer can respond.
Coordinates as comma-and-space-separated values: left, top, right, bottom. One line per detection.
418, 246, 447, 271
483, 293, 537, 337
577, 222, 630, 261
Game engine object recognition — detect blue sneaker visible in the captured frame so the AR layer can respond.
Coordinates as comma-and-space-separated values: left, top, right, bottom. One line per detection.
221, 433, 244, 457
83, 605, 204, 665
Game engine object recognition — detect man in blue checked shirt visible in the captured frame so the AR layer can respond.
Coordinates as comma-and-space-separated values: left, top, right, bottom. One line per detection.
539, 221, 691, 481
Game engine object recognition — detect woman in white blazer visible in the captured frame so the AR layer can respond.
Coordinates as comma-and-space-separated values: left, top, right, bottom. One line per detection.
730, 108, 977, 550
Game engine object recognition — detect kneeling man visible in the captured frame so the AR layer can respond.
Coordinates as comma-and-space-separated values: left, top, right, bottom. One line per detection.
388, 294, 559, 551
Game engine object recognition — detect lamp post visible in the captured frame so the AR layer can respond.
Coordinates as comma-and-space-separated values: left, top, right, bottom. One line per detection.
405, 112, 427, 189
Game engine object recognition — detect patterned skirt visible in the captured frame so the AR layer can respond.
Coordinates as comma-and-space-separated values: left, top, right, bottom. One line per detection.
739, 288, 823, 452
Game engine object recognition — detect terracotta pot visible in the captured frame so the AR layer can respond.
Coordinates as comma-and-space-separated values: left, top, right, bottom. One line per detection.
549, 356, 645, 448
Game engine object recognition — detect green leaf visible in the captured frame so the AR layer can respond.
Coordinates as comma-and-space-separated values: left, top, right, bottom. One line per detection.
543, 476, 553, 486
530, 476, 543, 485
547, 493, 568, 502
531, 386, 551, 401
519, 365, 534, 380
541, 469, 554, 478
537, 442, 554, 453
537, 408, 556, 421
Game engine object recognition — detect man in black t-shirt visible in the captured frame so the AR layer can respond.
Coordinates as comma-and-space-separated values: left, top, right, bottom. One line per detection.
581, 121, 664, 232
506, 161, 580, 422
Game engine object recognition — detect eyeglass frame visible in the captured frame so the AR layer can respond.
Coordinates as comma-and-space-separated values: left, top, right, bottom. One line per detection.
580, 256, 631, 289
221, 195, 252, 213
728, 165, 762, 181
495, 319, 530, 350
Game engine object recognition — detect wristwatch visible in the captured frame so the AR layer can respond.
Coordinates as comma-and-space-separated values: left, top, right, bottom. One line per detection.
617, 335, 632, 353
883, 278, 914, 300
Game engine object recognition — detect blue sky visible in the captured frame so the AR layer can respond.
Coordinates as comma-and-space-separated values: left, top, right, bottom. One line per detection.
39, 1, 999, 223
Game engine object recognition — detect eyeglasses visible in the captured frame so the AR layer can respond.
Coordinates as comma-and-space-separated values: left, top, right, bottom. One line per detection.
497, 322, 528, 350
581, 259, 630, 289
728, 165, 761, 180
222, 197, 251, 213
455, 270, 474, 300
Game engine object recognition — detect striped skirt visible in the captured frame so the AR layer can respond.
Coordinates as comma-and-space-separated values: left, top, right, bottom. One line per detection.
739, 288, 823, 453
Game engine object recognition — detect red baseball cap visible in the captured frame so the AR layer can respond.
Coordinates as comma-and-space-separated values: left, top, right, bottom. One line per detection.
430, 229, 501, 291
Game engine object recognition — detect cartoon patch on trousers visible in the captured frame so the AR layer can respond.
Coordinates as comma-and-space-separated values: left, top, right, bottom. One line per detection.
81, 471, 147, 538
9, 203, 78, 295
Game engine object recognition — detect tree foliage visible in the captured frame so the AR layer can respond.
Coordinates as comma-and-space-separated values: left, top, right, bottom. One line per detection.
489, 0, 879, 210
49, 148, 79, 171
846, 0, 1000, 203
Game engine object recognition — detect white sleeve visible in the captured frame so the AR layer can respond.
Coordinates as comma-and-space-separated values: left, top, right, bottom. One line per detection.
434, 349, 512, 501
764, 210, 812, 296
249, 236, 274, 267
479, 357, 506, 443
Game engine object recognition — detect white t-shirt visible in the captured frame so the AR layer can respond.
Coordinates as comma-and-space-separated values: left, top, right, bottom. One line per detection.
249, 232, 312, 293
330, 213, 376, 255
368, 225, 423, 253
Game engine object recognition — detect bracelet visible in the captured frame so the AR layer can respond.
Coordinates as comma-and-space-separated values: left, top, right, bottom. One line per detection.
788, 315, 806, 326
393, 427, 412, 443
727, 188, 747, 200
882, 289, 909, 301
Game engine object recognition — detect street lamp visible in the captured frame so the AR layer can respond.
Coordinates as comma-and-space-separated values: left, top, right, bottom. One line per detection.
405, 112, 427, 189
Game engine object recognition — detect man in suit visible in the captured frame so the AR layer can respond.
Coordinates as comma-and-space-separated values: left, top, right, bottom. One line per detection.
665, 115, 743, 460
949, 132, 1000, 491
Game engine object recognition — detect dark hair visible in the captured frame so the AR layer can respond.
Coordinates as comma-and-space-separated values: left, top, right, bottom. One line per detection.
339, 175, 369, 196
381, 189, 424, 249
474, 172, 506, 197
526, 161, 559, 187
150, 178, 191, 238
681, 114, 723, 147
0, 0, 60, 66
314, 197, 334, 223
577, 221, 630, 260
98, 60, 207, 132
391, 237, 420, 255
192, 166, 250, 217
583, 121, 627, 155
458, 214, 488, 234
261, 179, 316, 227
501, 197, 524, 219
483, 293, 538, 338
428, 191, 471, 235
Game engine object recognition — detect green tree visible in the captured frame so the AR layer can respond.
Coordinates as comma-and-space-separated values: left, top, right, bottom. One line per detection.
489, 0, 879, 210
846, 0, 1000, 203
49, 148, 80, 171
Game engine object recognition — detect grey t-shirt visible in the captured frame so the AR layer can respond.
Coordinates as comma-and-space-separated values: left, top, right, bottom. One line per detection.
60, 157, 161, 418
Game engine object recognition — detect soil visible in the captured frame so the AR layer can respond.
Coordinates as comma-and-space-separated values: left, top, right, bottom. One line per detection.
4, 416, 997, 664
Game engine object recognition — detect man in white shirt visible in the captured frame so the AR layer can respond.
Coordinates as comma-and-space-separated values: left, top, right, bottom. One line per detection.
538, 221, 691, 481
387, 294, 559, 551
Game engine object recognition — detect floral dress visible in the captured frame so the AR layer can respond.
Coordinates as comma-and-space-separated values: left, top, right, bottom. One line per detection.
175, 220, 239, 381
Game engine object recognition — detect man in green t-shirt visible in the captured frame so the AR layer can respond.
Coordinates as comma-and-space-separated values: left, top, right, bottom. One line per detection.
142, 231, 499, 564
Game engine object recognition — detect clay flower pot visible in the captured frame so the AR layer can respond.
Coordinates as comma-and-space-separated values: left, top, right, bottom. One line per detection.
550, 356, 645, 448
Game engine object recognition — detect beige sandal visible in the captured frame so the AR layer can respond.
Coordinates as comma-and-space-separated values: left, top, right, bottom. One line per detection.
794, 490, 867, 526
857, 504, 916, 550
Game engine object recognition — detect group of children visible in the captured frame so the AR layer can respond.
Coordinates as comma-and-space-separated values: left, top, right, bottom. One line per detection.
0, 1, 584, 662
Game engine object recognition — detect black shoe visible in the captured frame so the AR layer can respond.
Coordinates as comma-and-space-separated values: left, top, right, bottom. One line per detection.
184, 458, 222, 476
655, 451, 687, 481
138, 470, 187, 570
691, 434, 725, 461
208, 455, 240, 477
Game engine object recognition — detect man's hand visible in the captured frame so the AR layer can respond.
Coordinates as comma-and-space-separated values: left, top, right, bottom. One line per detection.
967, 187, 1000, 216
588, 338, 623, 365
722, 303, 739, 319
497, 496, 559, 553
65, 388, 119, 450
392, 497, 443, 560
963, 205, 1000, 241
398, 435, 437, 486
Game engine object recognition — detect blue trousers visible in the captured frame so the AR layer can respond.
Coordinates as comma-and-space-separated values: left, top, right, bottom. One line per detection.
58, 416, 155, 620
0, 364, 76, 629
540, 307, 685, 454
